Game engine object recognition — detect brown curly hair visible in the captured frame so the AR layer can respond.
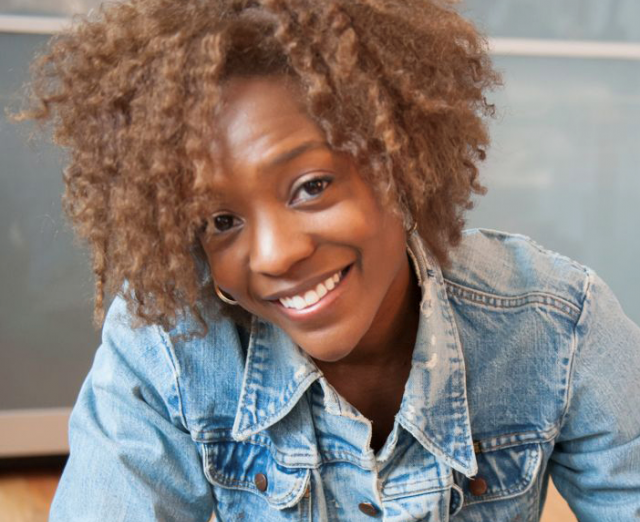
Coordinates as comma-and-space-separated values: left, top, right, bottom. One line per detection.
17, 0, 500, 332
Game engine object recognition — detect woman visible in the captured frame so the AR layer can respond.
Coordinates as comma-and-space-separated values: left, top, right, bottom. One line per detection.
20, 0, 640, 520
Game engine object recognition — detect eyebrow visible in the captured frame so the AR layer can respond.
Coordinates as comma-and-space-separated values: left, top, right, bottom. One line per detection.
265, 140, 329, 169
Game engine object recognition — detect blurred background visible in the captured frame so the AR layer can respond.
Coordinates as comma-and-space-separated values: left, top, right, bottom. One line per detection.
0, 1, 638, 519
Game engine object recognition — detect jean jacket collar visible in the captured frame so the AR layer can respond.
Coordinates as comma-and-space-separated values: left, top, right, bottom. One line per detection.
231, 231, 478, 477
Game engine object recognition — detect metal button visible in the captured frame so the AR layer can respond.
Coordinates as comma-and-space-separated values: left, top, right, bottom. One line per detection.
469, 477, 488, 496
254, 473, 268, 492
358, 502, 379, 517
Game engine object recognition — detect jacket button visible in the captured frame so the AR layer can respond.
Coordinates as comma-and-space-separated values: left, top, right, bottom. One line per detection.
254, 473, 268, 492
358, 502, 379, 517
469, 477, 488, 496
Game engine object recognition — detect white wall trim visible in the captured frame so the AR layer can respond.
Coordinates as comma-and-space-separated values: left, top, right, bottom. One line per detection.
0, 408, 70, 457
490, 37, 640, 61
0, 14, 70, 34
2, 14, 640, 61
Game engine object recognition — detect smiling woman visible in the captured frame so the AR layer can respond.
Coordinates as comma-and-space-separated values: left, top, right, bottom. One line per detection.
14, 0, 640, 521
19, 0, 496, 334
199, 77, 415, 365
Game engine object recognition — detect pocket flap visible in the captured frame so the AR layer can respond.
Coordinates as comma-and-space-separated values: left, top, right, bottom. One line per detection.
203, 440, 310, 510
455, 442, 542, 505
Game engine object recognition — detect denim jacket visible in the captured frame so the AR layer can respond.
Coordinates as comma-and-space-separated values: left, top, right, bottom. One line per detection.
50, 229, 640, 522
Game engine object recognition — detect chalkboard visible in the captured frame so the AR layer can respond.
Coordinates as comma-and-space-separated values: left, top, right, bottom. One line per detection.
1, 33, 99, 410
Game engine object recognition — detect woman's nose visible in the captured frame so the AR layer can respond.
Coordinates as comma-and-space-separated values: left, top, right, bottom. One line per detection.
248, 213, 315, 276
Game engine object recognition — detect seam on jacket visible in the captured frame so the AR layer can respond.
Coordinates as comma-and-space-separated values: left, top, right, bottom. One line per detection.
199, 434, 371, 470
444, 279, 581, 318
382, 481, 450, 501
196, 433, 322, 469
232, 317, 260, 438
202, 445, 310, 507
557, 268, 593, 436
466, 229, 592, 275
473, 428, 558, 453
155, 325, 190, 432
238, 373, 321, 437
464, 443, 542, 506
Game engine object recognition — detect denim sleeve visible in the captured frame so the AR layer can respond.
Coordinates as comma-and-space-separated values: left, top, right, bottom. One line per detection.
49, 305, 215, 522
549, 270, 640, 521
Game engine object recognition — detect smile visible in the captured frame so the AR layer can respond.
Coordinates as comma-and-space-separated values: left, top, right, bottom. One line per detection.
274, 264, 353, 317
279, 267, 347, 310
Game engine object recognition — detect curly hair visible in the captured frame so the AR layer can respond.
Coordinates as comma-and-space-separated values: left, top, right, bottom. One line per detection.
17, 0, 500, 332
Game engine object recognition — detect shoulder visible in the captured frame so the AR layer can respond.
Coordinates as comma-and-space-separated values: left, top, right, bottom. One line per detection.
99, 295, 247, 433
442, 228, 591, 319
102, 294, 243, 365
441, 229, 595, 442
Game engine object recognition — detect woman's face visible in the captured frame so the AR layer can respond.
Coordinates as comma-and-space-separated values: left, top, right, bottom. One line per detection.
199, 76, 411, 363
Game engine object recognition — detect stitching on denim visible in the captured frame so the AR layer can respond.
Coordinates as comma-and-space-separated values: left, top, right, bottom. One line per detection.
382, 476, 446, 499
234, 320, 322, 438
465, 229, 590, 275
558, 268, 593, 436
201, 443, 217, 487
384, 474, 443, 491
473, 428, 557, 452
464, 443, 542, 505
319, 447, 369, 461
399, 413, 472, 473
240, 373, 320, 436
233, 316, 261, 434
427, 262, 476, 469
435, 453, 443, 495
409, 240, 476, 469
444, 280, 581, 317
203, 444, 309, 505
383, 482, 449, 501
199, 437, 320, 468
155, 326, 190, 432
208, 472, 306, 506
449, 482, 464, 517
317, 455, 376, 470
529, 454, 546, 522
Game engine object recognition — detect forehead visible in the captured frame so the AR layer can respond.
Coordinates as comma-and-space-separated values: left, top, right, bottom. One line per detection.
214, 76, 326, 170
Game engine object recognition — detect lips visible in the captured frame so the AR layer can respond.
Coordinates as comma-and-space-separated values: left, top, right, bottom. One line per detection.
271, 264, 353, 318
278, 267, 346, 310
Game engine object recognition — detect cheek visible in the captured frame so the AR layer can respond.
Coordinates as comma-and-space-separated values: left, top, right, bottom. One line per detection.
332, 196, 404, 256
202, 244, 243, 290
319, 185, 392, 244
322, 205, 377, 242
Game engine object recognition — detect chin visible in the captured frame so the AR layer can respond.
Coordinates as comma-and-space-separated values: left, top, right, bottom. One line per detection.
288, 326, 364, 364
306, 347, 353, 363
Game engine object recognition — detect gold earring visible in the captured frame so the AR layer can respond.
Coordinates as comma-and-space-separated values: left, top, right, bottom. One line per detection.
214, 282, 238, 306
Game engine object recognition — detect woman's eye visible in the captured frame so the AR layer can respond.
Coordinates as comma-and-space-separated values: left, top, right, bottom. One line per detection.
211, 214, 239, 233
292, 177, 332, 204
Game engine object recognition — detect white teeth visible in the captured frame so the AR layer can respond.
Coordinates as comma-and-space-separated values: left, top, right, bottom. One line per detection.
278, 268, 346, 310
316, 282, 328, 299
292, 296, 306, 310
304, 290, 320, 307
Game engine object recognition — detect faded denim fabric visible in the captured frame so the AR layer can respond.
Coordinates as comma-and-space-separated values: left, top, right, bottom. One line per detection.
50, 229, 640, 521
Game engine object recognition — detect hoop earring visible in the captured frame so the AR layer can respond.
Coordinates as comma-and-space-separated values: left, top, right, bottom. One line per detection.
214, 282, 238, 306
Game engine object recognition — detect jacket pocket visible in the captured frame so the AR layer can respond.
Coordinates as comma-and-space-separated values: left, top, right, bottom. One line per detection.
202, 439, 311, 520
454, 442, 542, 507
